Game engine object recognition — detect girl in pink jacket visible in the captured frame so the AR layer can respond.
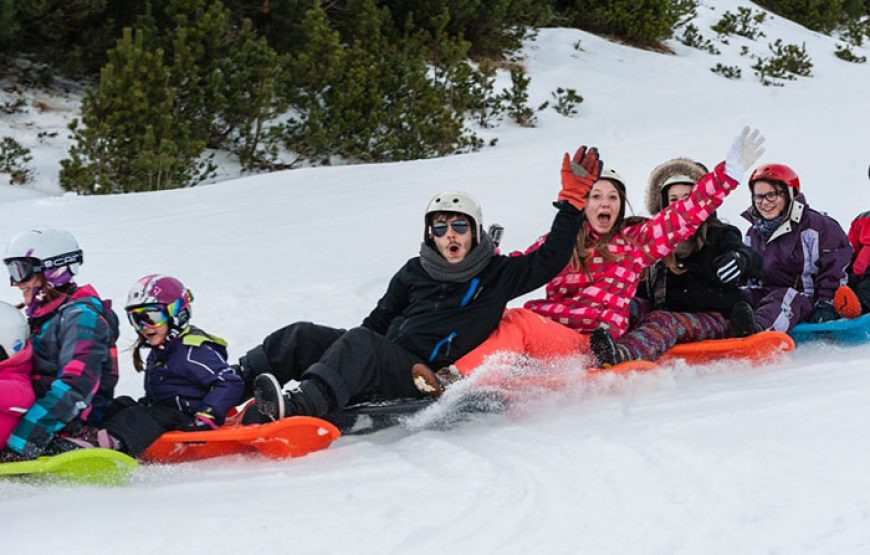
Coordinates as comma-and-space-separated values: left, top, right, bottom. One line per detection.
0, 301, 34, 450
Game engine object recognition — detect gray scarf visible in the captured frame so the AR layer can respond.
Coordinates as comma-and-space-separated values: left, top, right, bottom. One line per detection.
419, 232, 496, 282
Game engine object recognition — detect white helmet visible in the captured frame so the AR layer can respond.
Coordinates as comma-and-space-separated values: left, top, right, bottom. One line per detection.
0, 301, 28, 361
4, 227, 83, 287
424, 191, 484, 244
599, 167, 626, 194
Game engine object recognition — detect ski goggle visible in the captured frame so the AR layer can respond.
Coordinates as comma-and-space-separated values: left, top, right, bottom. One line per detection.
5, 258, 41, 284
4, 250, 83, 285
430, 219, 470, 237
126, 304, 169, 330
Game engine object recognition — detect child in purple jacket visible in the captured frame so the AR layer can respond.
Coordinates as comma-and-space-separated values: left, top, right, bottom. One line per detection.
79, 275, 244, 456
740, 164, 852, 332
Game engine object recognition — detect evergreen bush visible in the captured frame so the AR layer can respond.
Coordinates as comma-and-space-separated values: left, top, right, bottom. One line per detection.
678, 24, 721, 54
550, 87, 583, 116
0, 136, 33, 184
564, 0, 681, 47
751, 39, 813, 86
710, 63, 742, 79
753, 0, 844, 34
280, 0, 493, 165
59, 27, 214, 194
834, 42, 867, 62
712, 7, 767, 40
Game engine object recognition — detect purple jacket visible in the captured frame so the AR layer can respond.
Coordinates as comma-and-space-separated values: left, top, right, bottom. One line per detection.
143, 326, 243, 424
742, 193, 852, 301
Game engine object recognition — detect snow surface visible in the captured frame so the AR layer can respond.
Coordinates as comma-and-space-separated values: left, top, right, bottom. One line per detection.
2, 2, 870, 553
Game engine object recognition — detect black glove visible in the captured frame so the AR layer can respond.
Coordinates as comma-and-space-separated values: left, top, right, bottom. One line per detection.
713, 251, 747, 284
181, 407, 221, 432
809, 299, 838, 323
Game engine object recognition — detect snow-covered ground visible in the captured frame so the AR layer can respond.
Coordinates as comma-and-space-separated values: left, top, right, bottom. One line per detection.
2, 1, 870, 553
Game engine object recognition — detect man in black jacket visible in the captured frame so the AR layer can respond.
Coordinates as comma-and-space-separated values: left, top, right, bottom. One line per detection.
242, 147, 602, 420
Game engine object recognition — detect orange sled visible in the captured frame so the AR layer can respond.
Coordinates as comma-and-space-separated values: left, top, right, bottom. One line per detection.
142, 416, 340, 463
474, 331, 793, 393
658, 330, 794, 365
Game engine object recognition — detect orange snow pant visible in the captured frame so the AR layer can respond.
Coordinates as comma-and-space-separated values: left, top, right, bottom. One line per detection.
454, 308, 589, 376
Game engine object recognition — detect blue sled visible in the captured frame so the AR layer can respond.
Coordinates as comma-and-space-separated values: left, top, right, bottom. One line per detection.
790, 313, 870, 345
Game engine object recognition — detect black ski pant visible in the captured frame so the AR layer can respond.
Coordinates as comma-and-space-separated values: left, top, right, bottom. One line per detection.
240, 322, 425, 415
102, 396, 193, 457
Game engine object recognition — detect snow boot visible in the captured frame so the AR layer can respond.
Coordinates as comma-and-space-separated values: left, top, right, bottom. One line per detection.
42, 426, 123, 456
728, 301, 762, 338
590, 327, 629, 368
411, 363, 462, 398
254, 373, 334, 420
253, 373, 285, 421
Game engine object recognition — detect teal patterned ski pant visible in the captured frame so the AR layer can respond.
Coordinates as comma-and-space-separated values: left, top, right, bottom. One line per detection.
618, 310, 728, 362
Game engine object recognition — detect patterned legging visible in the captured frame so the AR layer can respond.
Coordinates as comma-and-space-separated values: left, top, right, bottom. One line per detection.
618, 310, 728, 362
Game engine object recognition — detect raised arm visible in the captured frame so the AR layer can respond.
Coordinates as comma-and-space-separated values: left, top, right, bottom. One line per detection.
631, 128, 765, 266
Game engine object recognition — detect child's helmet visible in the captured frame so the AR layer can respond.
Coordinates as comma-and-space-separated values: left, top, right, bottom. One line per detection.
3, 227, 83, 287
424, 191, 484, 245
597, 167, 628, 221
0, 301, 28, 361
749, 164, 800, 194
126, 275, 193, 332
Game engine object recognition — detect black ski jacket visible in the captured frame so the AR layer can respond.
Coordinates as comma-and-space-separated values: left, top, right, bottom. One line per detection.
636, 222, 761, 314
361, 202, 583, 368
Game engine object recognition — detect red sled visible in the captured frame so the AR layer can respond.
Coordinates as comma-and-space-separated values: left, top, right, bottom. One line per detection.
142, 416, 341, 463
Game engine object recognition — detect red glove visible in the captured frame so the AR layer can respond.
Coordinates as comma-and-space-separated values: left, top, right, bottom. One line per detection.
559, 145, 602, 210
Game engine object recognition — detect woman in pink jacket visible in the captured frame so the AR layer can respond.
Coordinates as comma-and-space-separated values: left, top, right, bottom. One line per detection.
0, 301, 34, 450
412, 128, 766, 394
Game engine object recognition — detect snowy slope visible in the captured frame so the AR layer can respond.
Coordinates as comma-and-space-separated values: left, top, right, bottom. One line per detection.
2, 2, 870, 553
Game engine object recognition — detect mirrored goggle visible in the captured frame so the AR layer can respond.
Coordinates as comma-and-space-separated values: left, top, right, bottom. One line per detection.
5, 259, 41, 284
431, 219, 470, 237
126, 305, 169, 329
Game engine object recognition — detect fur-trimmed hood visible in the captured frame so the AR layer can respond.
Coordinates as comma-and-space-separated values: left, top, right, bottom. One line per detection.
646, 158, 707, 214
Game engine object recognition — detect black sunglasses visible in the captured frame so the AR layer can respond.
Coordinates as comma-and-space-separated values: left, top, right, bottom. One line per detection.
431, 219, 470, 237
752, 190, 786, 204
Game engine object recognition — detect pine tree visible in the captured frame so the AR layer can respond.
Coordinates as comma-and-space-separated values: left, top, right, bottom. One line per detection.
162, 0, 233, 148
281, 1, 346, 164
0, 0, 18, 53
60, 27, 212, 194
223, 19, 289, 169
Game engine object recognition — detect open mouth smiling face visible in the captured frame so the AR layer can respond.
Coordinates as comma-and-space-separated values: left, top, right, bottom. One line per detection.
587, 180, 622, 234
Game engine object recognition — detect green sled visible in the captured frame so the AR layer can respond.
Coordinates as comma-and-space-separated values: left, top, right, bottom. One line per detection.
0, 448, 138, 486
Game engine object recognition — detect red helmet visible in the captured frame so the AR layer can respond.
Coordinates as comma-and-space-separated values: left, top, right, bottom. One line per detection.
749, 164, 800, 194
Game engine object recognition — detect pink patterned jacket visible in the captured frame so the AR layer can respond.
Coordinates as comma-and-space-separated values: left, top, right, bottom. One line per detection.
522, 162, 738, 338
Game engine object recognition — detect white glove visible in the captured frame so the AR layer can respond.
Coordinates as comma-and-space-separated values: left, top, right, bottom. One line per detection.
724, 127, 765, 182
